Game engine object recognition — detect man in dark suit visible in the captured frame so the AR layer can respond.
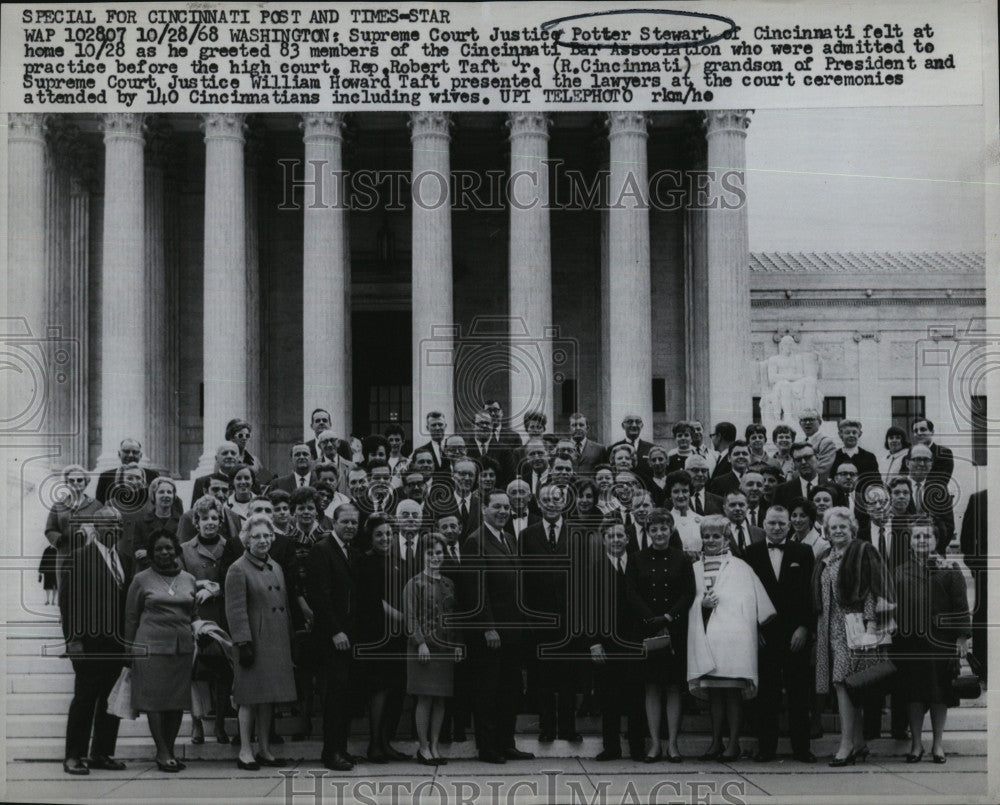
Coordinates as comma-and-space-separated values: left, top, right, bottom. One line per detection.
744, 506, 816, 762
569, 413, 607, 476
520, 483, 580, 743
589, 518, 646, 761
94, 439, 159, 505
61, 508, 130, 775
468, 409, 514, 487
903, 419, 954, 482
393, 498, 426, 581
517, 438, 551, 502
307, 503, 361, 771
643, 446, 672, 507
740, 470, 769, 528
708, 440, 752, 497
608, 413, 654, 469
904, 444, 954, 553
504, 479, 540, 545
411, 410, 449, 473
723, 491, 764, 557
831, 462, 872, 534
267, 443, 315, 495
443, 458, 482, 541
460, 491, 535, 763
772, 442, 826, 511
303, 408, 353, 463
484, 400, 523, 450
709, 421, 737, 480
832, 420, 881, 497
960, 489, 987, 682
858, 485, 909, 740
684, 455, 725, 516
436, 509, 471, 743
190, 441, 241, 505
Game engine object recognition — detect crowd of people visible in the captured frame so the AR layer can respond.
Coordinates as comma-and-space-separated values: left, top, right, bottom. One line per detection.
49, 406, 984, 775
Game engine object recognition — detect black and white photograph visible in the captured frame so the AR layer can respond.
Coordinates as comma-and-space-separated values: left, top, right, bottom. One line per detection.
0, 1, 996, 803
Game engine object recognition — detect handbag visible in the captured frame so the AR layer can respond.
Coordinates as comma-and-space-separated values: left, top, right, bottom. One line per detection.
844, 611, 894, 650
844, 654, 896, 706
106, 667, 139, 720
952, 654, 984, 700
643, 634, 672, 654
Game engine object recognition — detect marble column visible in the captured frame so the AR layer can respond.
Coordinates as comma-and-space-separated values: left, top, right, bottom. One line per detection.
195, 113, 247, 477
300, 113, 350, 439
409, 112, 454, 441
6, 115, 47, 330
702, 110, 752, 427
507, 112, 554, 429
144, 118, 173, 472
68, 175, 91, 466
683, 119, 710, 423
604, 112, 653, 437
244, 120, 264, 458
96, 113, 147, 470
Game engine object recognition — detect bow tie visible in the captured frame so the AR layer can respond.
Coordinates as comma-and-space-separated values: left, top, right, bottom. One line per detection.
767, 541, 786, 551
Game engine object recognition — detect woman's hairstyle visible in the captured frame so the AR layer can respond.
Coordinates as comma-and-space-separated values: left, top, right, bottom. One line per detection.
599, 514, 625, 534
475, 454, 501, 479
239, 513, 274, 547
788, 497, 817, 526
699, 514, 731, 537
908, 514, 941, 542
147, 528, 181, 554
572, 477, 599, 504
365, 512, 392, 539
225, 418, 252, 442
192, 494, 222, 522
61, 464, 88, 482
645, 508, 675, 530
288, 486, 318, 512
771, 423, 796, 443
647, 445, 669, 461
418, 531, 449, 555
148, 475, 176, 500
745, 423, 768, 440
809, 484, 838, 504
664, 470, 694, 494
268, 489, 291, 506
822, 505, 858, 535
884, 425, 910, 451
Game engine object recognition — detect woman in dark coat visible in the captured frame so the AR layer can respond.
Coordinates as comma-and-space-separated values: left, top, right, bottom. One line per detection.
893, 515, 972, 763
225, 514, 297, 770
355, 514, 407, 762
124, 530, 198, 772
180, 494, 243, 744
626, 508, 696, 762
44, 464, 101, 597
132, 477, 182, 571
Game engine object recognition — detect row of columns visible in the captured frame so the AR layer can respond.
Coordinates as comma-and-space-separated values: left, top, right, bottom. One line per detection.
6, 110, 751, 472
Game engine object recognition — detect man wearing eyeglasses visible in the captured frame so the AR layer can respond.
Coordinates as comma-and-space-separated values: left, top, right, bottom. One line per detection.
94, 439, 159, 504
771, 443, 826, 511
797, 409, 837, 477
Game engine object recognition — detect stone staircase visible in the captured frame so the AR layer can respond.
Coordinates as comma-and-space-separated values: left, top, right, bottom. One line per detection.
6, 612, 987, 762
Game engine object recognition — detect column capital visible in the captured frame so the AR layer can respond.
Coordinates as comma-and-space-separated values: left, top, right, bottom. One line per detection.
7, 113, 47, 142
102, 113, 146, 142
506, 112, 550, 140
201, 113, 246, 142
702, 109, 753, 137
300, 112, 346, 141
606, 111, 649, 138
408, 111, 451, 141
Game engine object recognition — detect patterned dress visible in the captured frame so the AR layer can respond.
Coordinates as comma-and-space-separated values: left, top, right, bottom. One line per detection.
815, 549, 876, 694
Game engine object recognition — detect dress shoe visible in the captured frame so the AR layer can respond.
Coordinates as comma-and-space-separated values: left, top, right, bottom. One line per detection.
699, 746, 724, 761
322, 753, 353, 771
365, 746, 387, 764
538, 732, 555, 743
932, 753, 946, 764
828, 753, 855, 767
157, 759, 181, 773
433, 756, 448, 766
754, 752, 776, 763
63, 758, 89, 776
561, 733, 583, 743
89, 755, 127, 771
905, 749, 924, 764
416, 750, 437, 766
214, 730, 230, 744
478, 751, 507, 764
343, 751, 363, 764
503, 748, 535, 760
595, 749, 622, 761
666, 752, 683, 764
236, 758, 261, 771
793, 752, 818, 764
453, 730, 467, 743
853, 746, 870, 763
255, 754, 288, 767
643, 751, 662, 764
383, 745, 411, 761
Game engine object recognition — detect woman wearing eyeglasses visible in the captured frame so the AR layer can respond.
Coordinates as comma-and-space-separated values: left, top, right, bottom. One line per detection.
45, 465, 103, 604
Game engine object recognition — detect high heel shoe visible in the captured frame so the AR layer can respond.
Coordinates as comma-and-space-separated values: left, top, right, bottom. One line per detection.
828, 752, 856, 767
699, 745, 724, 761
643, 751, 662, 764
720, 742, 742, 761
853, 746, 870, 763
932, 752, 946, 764
905, 749, 924, 764
416, 750, 436, 767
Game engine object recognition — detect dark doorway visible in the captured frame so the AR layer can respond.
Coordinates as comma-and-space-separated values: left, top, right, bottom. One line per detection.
352, 311, 412, 440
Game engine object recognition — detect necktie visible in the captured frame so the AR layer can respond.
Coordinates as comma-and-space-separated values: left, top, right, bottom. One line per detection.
914, 483, 923, 512
805, 481, 814, 498
548, 522, 558, 549
877, 524, 887, 556
448, 543, 457, 561
405, 538, 415, 563
298, 476, 305, 488
108, 546, 124, 586
618, 557, 626, 576
693, 494, 704, 516
737, 524, 748, 551
460, 499, 469, 523
636, 527, 645, 552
